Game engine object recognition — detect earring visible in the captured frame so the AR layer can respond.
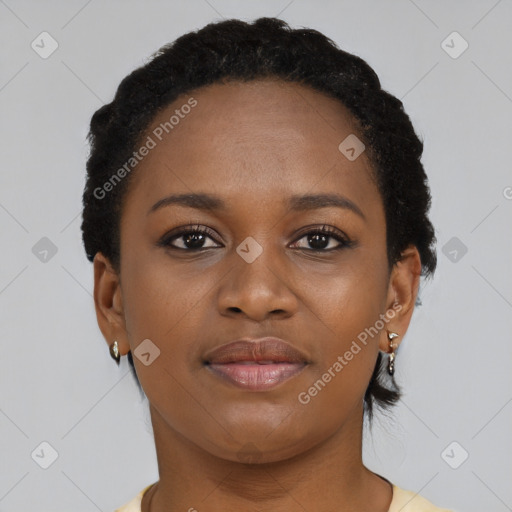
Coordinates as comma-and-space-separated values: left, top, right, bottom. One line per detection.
387, 332, 399, 376
109, 340, 121, 366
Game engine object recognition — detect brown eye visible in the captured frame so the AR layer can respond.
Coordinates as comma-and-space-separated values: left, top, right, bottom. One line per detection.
159, 225, 220, 251
290, 225, 353, 252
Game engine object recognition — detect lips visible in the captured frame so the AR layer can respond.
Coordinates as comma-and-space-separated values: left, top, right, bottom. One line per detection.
203, 337, 309, 391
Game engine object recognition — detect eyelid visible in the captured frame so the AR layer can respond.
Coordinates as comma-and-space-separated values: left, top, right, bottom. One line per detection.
292, 224, 350, 242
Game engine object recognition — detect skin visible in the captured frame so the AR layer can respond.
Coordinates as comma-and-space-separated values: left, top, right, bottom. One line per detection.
93, 78, 421, 512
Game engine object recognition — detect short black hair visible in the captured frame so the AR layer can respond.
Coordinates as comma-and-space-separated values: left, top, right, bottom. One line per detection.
81, 17, 437, 420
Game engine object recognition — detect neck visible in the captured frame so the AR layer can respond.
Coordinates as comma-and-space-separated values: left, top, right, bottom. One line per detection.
141, 402, 393, 512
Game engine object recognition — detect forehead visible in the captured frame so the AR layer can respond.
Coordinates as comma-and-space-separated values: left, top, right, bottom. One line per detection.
122, 79, 379, 219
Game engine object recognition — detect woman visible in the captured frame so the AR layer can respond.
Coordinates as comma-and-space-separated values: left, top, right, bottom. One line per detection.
81, 17, 453, 512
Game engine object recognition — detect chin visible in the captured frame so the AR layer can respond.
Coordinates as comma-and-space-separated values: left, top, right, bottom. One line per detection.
200, 427, 319, 466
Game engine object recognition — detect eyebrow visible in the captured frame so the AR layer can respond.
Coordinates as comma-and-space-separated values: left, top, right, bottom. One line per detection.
147, 192, 365, 220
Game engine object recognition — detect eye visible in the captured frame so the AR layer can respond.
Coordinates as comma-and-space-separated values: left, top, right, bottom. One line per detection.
158, 225, 220, 251
290, 225, 353, 252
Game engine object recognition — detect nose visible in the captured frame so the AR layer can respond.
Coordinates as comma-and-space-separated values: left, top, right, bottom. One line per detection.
216, 241, 299, 322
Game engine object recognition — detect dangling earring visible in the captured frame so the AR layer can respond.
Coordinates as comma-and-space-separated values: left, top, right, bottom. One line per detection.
109, 340, 121, 366
387, 332, 399, 376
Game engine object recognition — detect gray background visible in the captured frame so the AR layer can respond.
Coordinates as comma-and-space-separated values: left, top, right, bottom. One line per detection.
1, 1, 511, 511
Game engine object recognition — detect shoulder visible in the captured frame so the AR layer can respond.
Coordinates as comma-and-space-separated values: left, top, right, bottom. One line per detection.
389, 485, 454, 512
114, 483, 155, 512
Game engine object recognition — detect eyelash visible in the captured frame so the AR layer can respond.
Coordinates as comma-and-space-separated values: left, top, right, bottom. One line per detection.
158, 224, 354, 253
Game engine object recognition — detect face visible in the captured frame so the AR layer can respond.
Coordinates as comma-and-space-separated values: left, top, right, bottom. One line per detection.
96, 79, 412, 463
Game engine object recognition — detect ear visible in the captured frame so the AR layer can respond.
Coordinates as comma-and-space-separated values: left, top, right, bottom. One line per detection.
378, 245, 422, 353
93, 252, 129, 356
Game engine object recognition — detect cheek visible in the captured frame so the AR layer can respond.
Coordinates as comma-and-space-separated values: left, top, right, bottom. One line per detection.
122, 247, 210, 337
120, 253, 211, 393
120, 262, 214, 442
303, 304, 382, 412
296, 250, 389, 411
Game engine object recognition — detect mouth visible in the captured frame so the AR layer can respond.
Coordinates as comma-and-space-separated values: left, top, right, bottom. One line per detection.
203, 337, 309, 391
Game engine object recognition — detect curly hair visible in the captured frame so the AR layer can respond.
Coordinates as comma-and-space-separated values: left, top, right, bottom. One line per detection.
81, 17, 437, 420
